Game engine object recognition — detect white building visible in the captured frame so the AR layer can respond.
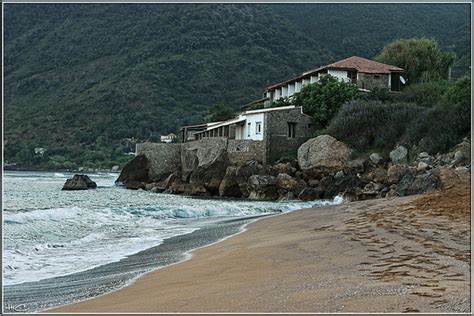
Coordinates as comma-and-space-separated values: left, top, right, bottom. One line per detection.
191, 105, 312, 142
160, 133, 177, 143
262, 56, 404, 107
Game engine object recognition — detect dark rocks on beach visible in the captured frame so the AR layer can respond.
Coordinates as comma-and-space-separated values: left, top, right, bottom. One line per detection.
117, 134, 468, 203
396, 172, 438, 197
298, 187, 324, 201
116, 155, 150, 189
189, 150, 228, 195
248, 175, 278, 200
62, 174, 97, 190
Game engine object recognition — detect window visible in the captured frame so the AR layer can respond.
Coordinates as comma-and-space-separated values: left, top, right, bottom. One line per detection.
347, 71, 357, 83
247, 122, 251, 137
288, 122, 296, 138
374, 74, 381, 79
256, 122, 262, 134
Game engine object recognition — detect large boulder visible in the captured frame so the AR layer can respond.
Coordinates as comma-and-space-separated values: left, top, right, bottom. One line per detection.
189, 150, 229, 194
389, 145, 408, 164
218, 161, 264, 198
123, 180, 145, 190
116, 155, 150, 188
218, 166, 243, 198
298, 187, 324, 201
297, 135, 352, 172
276, 173, 299, 191
248, 175, 278, 200
396, 172, 438, 196
62, 174, 97, 190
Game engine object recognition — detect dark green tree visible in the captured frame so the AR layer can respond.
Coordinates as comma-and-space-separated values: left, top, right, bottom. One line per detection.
207, 103, 235, 122
292, 75, 359, 128
375, 38, 455, 84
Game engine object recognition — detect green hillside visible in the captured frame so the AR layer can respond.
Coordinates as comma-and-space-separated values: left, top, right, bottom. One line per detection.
4, 3, 470, 169
271, 4, 470, 78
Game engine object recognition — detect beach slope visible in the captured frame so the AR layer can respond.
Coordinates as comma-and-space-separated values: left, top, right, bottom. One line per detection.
50, 185, 470, 313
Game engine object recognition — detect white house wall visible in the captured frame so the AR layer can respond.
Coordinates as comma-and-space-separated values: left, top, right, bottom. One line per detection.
295, 81, 302, 93
273, 89, 281, 101
328, 69, 349, 82
243, 113, 265, 141
288, 83, 295, 97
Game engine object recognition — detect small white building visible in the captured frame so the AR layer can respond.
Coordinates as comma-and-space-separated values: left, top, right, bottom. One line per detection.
191, 105, 312, 142
160, 133, 177, 143
34, 147, 47, 156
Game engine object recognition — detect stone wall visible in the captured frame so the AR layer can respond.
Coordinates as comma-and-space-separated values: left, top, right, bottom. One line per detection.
264, 107, 314, 164
228, 139, 265, 165
357, 73, 390, 90
136, 142, 182, 181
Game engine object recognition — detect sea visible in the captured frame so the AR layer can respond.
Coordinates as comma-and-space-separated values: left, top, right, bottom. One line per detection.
3, 171, 342, 312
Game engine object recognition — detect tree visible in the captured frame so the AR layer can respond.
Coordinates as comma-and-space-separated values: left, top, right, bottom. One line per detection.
375, 38, 455, 84
292, 75, 359, 128
207, 103, 235, 122
443, 76, 470, 107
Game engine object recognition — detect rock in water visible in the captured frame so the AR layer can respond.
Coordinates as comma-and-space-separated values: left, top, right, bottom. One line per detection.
116, 155, 150, 189
297, 135, 352, 172
62, 174, 97, 190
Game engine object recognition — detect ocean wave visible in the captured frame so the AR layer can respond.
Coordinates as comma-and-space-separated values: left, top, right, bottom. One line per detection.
4, 171, 342, 286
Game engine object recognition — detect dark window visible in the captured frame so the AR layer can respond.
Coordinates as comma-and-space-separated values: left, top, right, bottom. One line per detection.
374, 74, 381, 79
288, 122, 296, 138
347, 71, 357, 83
247, 122, 251, 137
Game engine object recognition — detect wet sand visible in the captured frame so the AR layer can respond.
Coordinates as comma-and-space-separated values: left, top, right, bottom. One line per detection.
49, 184, 470, 313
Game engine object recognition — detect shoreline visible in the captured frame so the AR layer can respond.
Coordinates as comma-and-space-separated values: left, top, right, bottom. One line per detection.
48, 187, 470, 313
6, 214, 269, 313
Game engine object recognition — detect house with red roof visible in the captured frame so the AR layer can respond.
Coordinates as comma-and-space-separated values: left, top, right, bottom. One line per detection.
259, 56, 404, 108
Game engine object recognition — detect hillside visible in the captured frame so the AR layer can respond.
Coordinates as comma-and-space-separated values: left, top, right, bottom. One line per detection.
4, 3, 471, 168
271, 4, 470, 78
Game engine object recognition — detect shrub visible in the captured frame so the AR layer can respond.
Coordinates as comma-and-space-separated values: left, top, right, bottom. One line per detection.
406, 102, 470, 154
323, 100, 424, 153
292, 75, 359, 128
393, 80, 450, 107
443, 76, 470, 107
357, 87, 393, 102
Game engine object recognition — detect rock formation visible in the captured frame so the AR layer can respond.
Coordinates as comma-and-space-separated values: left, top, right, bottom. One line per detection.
297, 135, 352, 173
62, 174, 97, 190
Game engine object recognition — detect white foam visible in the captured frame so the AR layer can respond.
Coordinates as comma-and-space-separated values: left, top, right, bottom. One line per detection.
3, 171, 343, 286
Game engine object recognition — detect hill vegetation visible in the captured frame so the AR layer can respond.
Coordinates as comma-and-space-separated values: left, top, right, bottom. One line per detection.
4, 3, 471, 169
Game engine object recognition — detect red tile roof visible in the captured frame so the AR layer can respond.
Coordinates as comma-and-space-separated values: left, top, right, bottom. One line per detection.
265, 56, 403, 91
325, 56, 404, 74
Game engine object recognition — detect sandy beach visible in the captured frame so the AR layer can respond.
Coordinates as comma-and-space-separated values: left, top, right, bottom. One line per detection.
49, 182, 470, 313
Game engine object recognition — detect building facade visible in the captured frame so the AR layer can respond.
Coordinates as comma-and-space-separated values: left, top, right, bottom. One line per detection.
160, 133, 177, 143
184, 106, 314, 163
263, 56, 404, 107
